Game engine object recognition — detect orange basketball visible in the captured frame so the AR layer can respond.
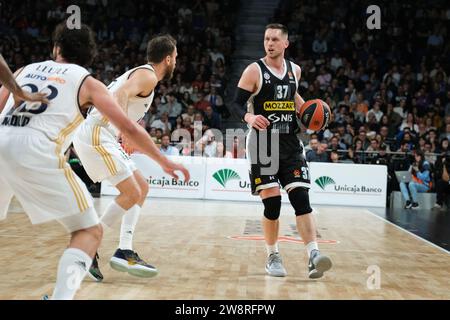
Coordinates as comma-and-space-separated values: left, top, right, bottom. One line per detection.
297, 99, 331, 131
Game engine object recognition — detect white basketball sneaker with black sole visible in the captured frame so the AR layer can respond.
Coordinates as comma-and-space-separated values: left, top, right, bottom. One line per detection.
265, 252, 287, 277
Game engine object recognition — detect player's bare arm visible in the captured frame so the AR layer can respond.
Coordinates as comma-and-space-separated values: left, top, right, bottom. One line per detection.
293, 63, 305, 112
79, 76, 190, 182
113, 68, 158, 114
114, 68, 157, 149
232, 63, 270, 130
0, 84, 9, 113
0, 56, 48, 107
0, 68, 24, 112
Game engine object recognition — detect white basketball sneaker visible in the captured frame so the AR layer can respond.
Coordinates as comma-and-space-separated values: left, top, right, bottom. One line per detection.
265, 252, 287, 277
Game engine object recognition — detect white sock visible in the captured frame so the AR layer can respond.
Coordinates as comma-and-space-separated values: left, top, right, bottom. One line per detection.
306, 241, 319, 258
265, 243, 279, 256
51, 248, 92, 300
119, 205, 141, 250
100, 200, 127, 228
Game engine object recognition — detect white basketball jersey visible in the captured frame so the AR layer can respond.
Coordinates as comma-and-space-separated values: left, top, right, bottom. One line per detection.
87, 64, 155, 136
0, 60, 90, 151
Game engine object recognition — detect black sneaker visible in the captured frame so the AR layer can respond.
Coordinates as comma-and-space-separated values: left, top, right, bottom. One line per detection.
411, 202, 420, 210
308, 250, 332, 279
87, 252, 104, 282
109, 249, 158, 278
404, 200, 412, 209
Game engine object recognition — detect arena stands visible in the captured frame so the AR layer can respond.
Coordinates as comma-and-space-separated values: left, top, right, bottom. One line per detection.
1, 0, 449, 166
0, 0, 239, 146
272, 0, 449, 164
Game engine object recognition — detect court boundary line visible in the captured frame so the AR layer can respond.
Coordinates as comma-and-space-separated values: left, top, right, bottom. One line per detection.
364, 209, 450, 255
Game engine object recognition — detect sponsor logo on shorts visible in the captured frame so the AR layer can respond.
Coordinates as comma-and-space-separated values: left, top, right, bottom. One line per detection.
263, 101, 295, 111
255, 178, 262, 185
293, 169, 301, 178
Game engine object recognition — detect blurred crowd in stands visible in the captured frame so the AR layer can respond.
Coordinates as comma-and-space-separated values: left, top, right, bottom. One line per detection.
0, 0, 238, 155
272, 0, 449, 161
1, 1, 449, 163
273, 0, 450, 206
1, 0, 449, 205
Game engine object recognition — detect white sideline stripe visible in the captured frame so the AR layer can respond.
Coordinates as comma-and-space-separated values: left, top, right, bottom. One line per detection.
365, 209, 450, 255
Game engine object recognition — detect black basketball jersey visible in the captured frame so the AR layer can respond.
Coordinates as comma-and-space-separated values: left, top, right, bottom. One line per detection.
248, 58, 301, 155
249, 58, 299, 135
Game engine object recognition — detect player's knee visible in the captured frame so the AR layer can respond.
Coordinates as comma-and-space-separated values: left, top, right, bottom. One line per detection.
123, 184, 142, 204
130, 190, 142, 205
262, 196, 282, 220
86, 224, 103, 246
288, 187, 312, 216
140, 180, 149, 199
95, 224, 103, 239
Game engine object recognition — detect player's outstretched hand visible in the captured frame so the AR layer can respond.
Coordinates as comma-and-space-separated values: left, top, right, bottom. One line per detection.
118, 132, 136, 155
246, 114, 270, 130
13, 90, 49, 107
162, 159, 190, 182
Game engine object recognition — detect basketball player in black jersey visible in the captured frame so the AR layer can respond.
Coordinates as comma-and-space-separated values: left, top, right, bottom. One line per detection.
231, 24, 332, 278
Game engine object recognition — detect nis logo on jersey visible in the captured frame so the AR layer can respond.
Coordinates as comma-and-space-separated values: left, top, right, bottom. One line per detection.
263, 101, 295, 111
268, 113, 293, 123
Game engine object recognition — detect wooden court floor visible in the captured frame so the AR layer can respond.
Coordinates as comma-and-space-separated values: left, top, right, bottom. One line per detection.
0, 197, 449, 300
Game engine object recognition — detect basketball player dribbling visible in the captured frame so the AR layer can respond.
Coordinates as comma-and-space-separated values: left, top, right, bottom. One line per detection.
0, 23, 189, 299
73, 35, 178, 281
231, 24, 332, 278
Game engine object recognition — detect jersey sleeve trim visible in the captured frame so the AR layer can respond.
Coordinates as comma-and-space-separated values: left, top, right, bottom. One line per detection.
254, 62, 263, 97
247, 62, 263, 114
127, 66, 155, 98
290, 61, 299, 92
76, 73, 92, 117
137, 91, 153, 98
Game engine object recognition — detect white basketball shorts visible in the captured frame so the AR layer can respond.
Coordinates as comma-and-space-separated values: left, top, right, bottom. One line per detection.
73, 122, 136, 186
0, 128, 98, 230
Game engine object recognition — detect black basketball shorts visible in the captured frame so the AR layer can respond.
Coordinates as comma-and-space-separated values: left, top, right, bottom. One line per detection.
249, 152, 311, 196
